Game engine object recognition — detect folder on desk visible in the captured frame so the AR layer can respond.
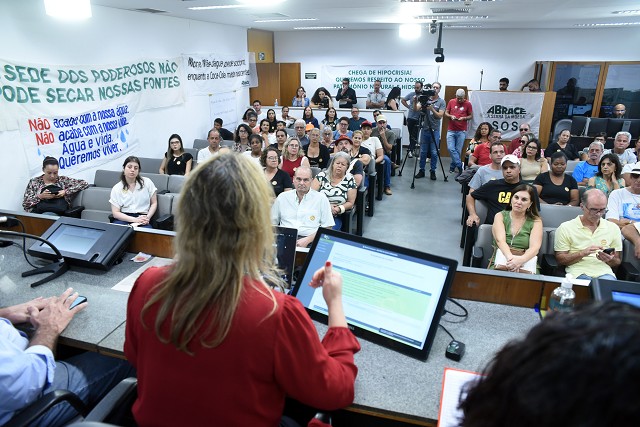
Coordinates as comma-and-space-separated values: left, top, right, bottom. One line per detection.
438, 368, 481, 427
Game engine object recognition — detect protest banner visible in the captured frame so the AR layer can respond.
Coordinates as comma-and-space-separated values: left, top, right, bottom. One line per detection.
468, 91, 545, 139
182, 52, 258, 96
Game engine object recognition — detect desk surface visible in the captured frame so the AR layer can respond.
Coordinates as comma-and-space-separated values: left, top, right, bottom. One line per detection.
1, 243, 539, 424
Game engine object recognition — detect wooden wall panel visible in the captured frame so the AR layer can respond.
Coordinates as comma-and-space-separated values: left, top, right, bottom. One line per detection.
250, 63, 280, 106
247, 29, 274, 63
279, 63, 301, 107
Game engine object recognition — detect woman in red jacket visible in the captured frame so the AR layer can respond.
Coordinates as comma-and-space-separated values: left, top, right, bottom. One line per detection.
124, 152, 359, 427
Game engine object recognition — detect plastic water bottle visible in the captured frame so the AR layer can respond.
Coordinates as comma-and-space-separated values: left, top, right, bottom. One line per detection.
549, 274, 576, 312
274, 98, 278, 107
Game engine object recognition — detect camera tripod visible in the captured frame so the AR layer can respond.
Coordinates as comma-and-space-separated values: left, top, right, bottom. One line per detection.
398, 108, 449, 188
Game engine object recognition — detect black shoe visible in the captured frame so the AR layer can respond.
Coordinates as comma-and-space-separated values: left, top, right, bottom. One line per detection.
430, 171, 437, 180
415, 170, 425, 179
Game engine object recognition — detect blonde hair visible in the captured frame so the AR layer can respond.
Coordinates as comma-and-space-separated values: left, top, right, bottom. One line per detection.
141, 153, 283, 353
283, 137, 305, 160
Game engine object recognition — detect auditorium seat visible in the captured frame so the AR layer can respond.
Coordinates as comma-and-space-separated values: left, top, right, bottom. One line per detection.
471, 223, 549, 270
74, 187, 113, 223
167, 175, 186, 194
93, 170, 121, 188
539, 204, 581, 228
137, 157, 163, 174
193, 138, 208, 150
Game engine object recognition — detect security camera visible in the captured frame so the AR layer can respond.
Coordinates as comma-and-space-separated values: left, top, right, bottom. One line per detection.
429, 20, 437, 34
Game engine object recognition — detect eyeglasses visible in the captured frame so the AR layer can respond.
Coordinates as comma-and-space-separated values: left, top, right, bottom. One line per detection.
519, 128, 529, 132
339, 122, 348, 126
377, 121, 386, 124
266, 156, 278, 161
239, 129, 248, 133
630, 174, 640, 180
586, 207, 608, 215
289, 144, 299, 148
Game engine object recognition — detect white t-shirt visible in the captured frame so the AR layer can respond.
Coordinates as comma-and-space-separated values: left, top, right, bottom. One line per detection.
361, 136, 382, 159
242, 151, 263, 169
109, 176, 157, 214
606, 188, 640, 222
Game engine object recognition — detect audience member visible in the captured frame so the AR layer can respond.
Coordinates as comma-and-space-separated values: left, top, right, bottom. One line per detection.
213, 117, 234, 141
302, 106, 319, 129
333, 135, 365, 188
241, 107, 255, 124
587, 153, 624, 197
468, 122, 493, 167
336, 77, 357, 108
242, 134, 264, 168
280, 137, 310, 179
498, 77, 509, 91
445, 88, 473, 175
545, 129, 579, 161
333, 116, 354, 140
361, 121, 392, 195
0, 288, 134, 426
521, 78, 541, 92
266, 108, 278, 132
402, 81, 424, 156
303, 128, 331, 169
292, 86, 310, 107
198, 128, 230, 163
469, 141, 506, 191
467, 155, 534, 225
384, 86, 401, 111
233, 123, 253, 152
605, 161, 640, 229
276, 120, 287, 131
519, 137, 548, 182
371, 114, 396, 168
322, 107, 338, 131
272, 166, 335, 247
126, 155, 357, 426
622, 137, 640, 185
312, 151, 358, 231
510, 132, 538, 159
261, 146, 292, 197
622, 221, 640, 259
415, 83, 446, 180
258, 118, 276, 146
159, 133, 193, 176
507, 122, 531, 154
365, 79, 385, 109
489, 184, 543, 274
321, 126, 334, 149
252, 99, 266, 121
573, 141, 603, 185
348, 107, 366, 132
246, 111, 259, 132
578, 133, 606, 161
533, 151, 579, 206
555, 189, 621, 280
459, 302, 640, 427
350, 131, 372, 168
280, 106, 297, 128
372, 110, 392, 129
293, 119, 310, 145
310, 87, 334, 109
271, 128, 288, 154
604, 131, 635, 166
22, 156, 89, 214
109, 156, 157, 228
613, 103, 627, 118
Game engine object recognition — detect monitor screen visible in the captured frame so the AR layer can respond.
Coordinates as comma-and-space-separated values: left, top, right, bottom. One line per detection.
292, 229, 458, 360
45, 223, 104, 255
612, 291, 640, 308
591, 278, 640, 309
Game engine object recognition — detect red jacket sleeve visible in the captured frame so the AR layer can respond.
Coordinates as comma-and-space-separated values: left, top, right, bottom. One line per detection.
274, 296, 360, 411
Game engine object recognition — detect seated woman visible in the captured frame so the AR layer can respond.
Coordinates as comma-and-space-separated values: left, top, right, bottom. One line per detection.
310, 87, 334, 109
587, 153, 624, 197
545, 129, 579, 162
233, 123, 253, 152
266, 108, 278, 133
292, 86, 310, 107
280, 106, 296, 128
242, 134, 264, 168
302, 106, 320, 129
321, 107, 338, 132
124, 153, 359, 426
258, 119, 276, 146
262, 147, 292, 197
312, 151, 357, 231
23, 156, 89, 214
321, 126, 334, 149
533, 151, 579, 206
489, 184, 543, 274
520, 137, 549, 182
109, 156, 158, 228
159, 133, 193, 176
270, 128, 288, 154
303, 128, 331, 169
467, 122, 493, 166
280, 137, 310, 179
384, 87, 401, 111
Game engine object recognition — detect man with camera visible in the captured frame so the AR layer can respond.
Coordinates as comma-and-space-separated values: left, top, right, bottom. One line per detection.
414, 82, 446, 181
401, 81, 424, 158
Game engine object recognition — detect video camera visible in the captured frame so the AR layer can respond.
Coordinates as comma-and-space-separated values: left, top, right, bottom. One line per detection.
417, 83, 436, 108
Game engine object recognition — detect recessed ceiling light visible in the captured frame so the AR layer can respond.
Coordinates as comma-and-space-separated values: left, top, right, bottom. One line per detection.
612, 10, 640, 15
45, 0, 92, 20
416, 15, 488, 20
445, 25, 483, 28
399, 23, 422, 39
293, 26, 345, 30
189, 5, 248, 10
254, 18, 316, 23
574, 22, 640, 27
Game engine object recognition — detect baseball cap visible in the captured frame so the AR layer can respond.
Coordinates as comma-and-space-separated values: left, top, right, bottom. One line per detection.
305, 123, 314, 131
376, 114, 387, 123
630, 162, 640, 174
335, 135, 352, 144
501, 154, 520, 166
361, 120, 372, 128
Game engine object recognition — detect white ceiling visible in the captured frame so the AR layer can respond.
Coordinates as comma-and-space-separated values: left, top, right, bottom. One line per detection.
91, 0, 640, 32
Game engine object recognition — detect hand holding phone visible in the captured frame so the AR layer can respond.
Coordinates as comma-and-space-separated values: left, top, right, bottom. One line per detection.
602, 247, 615, 255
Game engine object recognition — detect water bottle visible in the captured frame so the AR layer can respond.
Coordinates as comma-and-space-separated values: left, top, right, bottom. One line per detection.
274, 98, 278, 107
548, 274, 576, 312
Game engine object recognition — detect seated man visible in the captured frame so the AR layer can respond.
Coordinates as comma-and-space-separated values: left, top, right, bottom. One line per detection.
604, 131, 635, 167
197, 129, 230, 163
508, 123, 530, 154
348, 107, 366, 132
213, 117, 234, 141
466, 155, 533, 226
606, 161, 640, 230
293, 119, 310, 146
555, 188, 622, 280
572, 141, 603, 185
371, 115, 396, 167
0, 288, 134, 426
271, 166, 334, 247
333, 116, 354, 141
468, 141, 506, 192
361, 121, 393, 196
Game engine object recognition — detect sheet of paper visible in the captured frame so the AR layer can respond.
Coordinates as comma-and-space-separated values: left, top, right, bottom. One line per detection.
438, 368, 481, 427
111, 257, 173, 293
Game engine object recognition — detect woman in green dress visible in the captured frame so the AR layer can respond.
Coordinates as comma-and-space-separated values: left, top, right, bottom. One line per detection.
489, 184, 543, 274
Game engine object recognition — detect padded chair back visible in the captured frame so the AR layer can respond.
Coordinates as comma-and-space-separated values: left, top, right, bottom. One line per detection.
539, 204, 581, 228
310, 167, 321, 178
94, 170, 121, 188
171, 194, 181, 223
473, 224, 494, 268
285, 128, 296, 137
137, 157, 163, 175
79, 187, 113, 223
476, 200, 489, 225
156, 194, 173, 219
143, 173, 169, 193
168, 175, 186, 194
193, 138, 208, 149
184, 148, 198, 164
222, 140, 235, 148
565, 160, 580, 174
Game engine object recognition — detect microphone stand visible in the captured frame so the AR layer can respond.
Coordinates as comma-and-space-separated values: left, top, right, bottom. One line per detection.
0, 230, 68, 288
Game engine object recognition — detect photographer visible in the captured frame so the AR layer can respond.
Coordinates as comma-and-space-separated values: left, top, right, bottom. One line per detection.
401, 81, 424, 158
414, 82, 446, 181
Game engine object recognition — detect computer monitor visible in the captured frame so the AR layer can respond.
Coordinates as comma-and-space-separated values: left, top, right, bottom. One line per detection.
591, 278, 640, 308
28, 217, 133, 270
291, 228, 458, 361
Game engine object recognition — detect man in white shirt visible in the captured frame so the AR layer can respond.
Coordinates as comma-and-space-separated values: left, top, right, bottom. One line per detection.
271, 166, 334, 247
197, 129, 229, 164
